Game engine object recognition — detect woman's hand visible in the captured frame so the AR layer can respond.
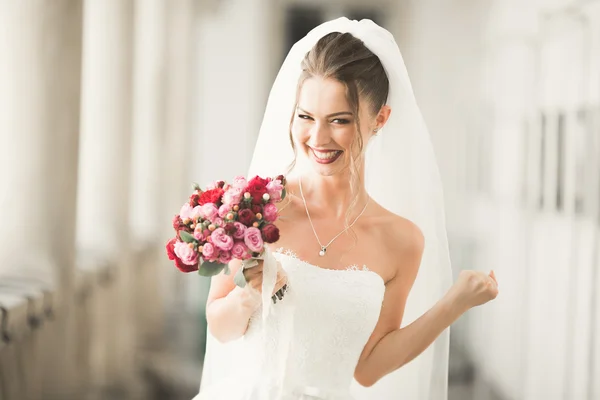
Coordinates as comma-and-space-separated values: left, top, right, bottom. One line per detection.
242, 259, 288, 296
448, 270, 499, 312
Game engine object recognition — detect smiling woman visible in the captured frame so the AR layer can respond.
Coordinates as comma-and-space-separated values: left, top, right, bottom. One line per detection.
194, 18, 497, 400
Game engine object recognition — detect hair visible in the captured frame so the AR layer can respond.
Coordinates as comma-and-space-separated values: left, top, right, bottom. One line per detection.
287, 32, 389, 228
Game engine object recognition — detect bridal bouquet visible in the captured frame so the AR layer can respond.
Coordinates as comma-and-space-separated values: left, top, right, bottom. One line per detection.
165, 175, 287, 281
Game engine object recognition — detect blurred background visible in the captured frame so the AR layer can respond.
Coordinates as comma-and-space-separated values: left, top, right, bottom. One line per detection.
1, 0, 600, 399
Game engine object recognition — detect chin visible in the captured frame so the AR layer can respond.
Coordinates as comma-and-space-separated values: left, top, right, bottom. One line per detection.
303, 152, 348, 177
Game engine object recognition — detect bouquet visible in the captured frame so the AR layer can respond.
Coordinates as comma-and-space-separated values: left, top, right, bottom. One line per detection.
165, 175, 287, 285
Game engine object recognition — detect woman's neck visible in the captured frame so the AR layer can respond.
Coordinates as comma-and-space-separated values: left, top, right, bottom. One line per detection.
296, 170, 370, 220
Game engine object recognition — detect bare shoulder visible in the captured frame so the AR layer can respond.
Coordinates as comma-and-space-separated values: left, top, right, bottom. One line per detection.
373, 205, 424, 280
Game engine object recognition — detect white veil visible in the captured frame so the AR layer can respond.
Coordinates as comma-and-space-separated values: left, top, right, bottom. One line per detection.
199, 17, 453, 400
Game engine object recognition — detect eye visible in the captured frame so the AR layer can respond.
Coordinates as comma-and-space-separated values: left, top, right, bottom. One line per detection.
297, 114, 313, 121
331, 118, 351, 125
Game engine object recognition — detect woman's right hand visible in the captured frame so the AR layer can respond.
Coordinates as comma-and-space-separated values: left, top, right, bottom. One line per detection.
242, 259, 289, 296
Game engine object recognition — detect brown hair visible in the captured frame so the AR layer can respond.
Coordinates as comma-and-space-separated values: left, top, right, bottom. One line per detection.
288, 32, 389, 226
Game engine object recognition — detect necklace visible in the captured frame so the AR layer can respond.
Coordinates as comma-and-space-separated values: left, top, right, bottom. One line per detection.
299, 177, 370, 257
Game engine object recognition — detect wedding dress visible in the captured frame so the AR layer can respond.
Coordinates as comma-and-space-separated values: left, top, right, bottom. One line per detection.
192, 249, 385, 400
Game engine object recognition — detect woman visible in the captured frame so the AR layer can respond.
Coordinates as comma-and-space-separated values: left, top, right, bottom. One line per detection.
193, 18, 498, 400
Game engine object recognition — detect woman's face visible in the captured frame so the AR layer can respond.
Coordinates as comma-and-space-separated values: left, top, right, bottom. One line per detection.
291, 77, 379, 176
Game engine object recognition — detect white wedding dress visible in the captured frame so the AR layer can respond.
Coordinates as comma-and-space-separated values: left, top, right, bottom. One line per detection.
193, 249, 385, 400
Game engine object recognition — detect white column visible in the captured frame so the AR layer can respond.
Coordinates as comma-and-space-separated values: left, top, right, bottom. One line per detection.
129, 0, 168, 346
0, 0, 83, 397
130, 0, 167, 245
77, 0, 135, 391
588, 5, 600, 398
153, 0, 199, 316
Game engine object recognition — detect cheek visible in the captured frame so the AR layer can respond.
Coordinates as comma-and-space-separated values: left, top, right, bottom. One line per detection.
291, 120, 310, 143
333, 125, 359, 149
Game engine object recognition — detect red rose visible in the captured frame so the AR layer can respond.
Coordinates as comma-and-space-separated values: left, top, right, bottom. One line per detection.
167, 239, 199, 272
248, 176, 269, 188
198, 188, 225, 206
224, 223, 236, 235
261, 224, 280, 243
252, 205, 263, 214
238, 209, 255, 226
172, 215, 192, 238
189, 192, 201, 207
247, 186, 267, 204
175, 256, 199, 273
246, 176, 269, 204
166, 238, 177, 260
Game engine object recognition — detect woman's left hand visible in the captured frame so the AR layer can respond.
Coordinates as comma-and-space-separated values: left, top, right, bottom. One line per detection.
448, 269, 499, 312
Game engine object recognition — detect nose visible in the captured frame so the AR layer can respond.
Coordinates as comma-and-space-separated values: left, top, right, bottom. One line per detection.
309, 121, 331, 146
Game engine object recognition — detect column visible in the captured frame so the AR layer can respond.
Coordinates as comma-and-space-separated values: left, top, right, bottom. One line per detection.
129, 0, 168, 347
0, 0, 84, 398
77, 0, 135, 391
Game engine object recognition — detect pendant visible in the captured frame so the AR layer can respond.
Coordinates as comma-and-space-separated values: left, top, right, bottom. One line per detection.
319, 247, 326, 257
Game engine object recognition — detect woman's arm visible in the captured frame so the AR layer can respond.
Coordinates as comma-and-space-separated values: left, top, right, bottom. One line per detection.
355, 287, 466, 386
205, 259, 261, 343
354, 221, 498, 387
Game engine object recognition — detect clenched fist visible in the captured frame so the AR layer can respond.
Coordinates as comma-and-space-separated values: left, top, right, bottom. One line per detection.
449, 270, 499, 311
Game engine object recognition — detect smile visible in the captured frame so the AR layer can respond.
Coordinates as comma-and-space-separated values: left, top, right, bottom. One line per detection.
310, 148, 343, 164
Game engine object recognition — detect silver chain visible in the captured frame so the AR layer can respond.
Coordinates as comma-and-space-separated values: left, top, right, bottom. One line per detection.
299, 177, 370, 256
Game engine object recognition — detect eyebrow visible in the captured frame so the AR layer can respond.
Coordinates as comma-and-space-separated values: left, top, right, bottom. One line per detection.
297, 107, 354, 118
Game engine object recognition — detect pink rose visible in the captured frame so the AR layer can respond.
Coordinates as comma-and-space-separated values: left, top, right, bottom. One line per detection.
200, 203, 218, 221
202, 242, 217, 260
244, 227, 264, 253
232, 176, 248, 189
266, 179, 284, 202
232, 222, 247, 240
222, 186, 243, 207
263, 203, 278, 222
179, 203, 194, 221
191, 205, 203, 221
218, 204, 231, 218
218, 251, 232, 264
173, 241, 199, 266
214, 217, 224, 227
211, 228, 234, 251
231, 241, 251, 260
194, 225, 207, 241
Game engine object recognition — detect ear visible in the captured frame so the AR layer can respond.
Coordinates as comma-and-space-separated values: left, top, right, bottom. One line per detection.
374, 105, 392, 132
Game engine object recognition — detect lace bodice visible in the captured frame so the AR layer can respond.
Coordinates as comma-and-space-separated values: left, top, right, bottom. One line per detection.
233, 249, 386, 399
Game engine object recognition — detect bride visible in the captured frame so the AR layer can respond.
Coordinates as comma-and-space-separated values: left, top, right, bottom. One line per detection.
192, 18, 498, 400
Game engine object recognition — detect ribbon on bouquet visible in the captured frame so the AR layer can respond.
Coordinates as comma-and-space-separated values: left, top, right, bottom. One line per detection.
234, 245, 278, 321
235, 246, 299, 397
259, 245, 278, 322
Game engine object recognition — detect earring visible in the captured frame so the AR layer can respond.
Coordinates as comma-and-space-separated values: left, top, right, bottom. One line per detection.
373, 127, 380, 134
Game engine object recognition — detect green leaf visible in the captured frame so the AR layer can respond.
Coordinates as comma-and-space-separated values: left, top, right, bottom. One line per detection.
281, 188, 287, 201
192, 182, 201, 191
198, 260, 226, 277
179, 231, 196, 244
233, 267, 247, 288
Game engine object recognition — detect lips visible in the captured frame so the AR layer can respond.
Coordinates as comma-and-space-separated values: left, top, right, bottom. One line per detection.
309, 147, 343, 164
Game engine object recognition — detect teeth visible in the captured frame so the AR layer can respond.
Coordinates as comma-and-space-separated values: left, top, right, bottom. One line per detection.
313, 150, 340, 160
